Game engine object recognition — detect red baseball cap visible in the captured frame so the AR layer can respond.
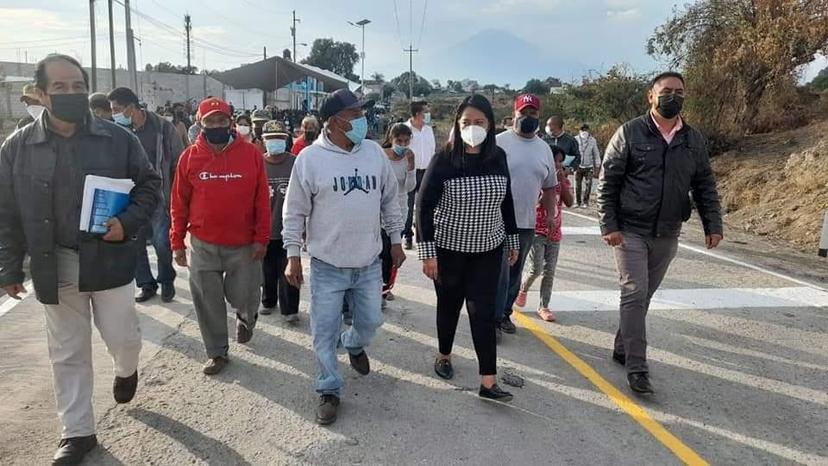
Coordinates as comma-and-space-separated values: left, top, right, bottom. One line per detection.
514, 93, 540, 112
197, 97, 231, 120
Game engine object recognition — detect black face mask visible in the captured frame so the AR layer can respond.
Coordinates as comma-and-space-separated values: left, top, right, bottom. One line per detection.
202, 126, 231, 144
656, 94, 684, 119
518, 115, 539, 134
48, 93, 89, 123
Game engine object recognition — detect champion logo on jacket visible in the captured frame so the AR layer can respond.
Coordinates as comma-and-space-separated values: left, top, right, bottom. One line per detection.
199, 171, 243, 181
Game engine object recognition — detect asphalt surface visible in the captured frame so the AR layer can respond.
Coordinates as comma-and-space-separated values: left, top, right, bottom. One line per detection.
0, 209, 826, 465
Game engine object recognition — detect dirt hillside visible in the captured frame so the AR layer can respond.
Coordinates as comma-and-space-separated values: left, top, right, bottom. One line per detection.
713, 118, 828, 253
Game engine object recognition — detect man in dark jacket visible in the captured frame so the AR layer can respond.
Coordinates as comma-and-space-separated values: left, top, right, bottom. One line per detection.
597, 71, 722, 395
0, 54, 160, 465
542, 115, 581, 169
108, 87, 184, 303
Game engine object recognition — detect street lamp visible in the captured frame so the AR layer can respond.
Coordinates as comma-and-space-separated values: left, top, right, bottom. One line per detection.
348, 18, 371, 96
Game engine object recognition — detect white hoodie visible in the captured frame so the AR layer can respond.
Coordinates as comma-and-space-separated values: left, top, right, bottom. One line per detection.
282, 130, 403, 268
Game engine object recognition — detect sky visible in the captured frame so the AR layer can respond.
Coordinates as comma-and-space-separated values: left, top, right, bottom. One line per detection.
0, 0, 825, 87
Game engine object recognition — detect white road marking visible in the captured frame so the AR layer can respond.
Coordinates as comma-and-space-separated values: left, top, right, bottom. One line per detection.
561, 226, 602, 236
0, 280, 33, 318
522, 286, 828, 312
563, 210, 828, 292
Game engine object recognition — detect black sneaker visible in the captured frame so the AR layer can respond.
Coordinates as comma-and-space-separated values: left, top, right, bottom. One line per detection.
628, 372, 654, 394
479, 384, 514, 402
160, 283, 175, 303
236, 321, 253, 344
113, 371, 138, 404
434, 358, 454, 380
316, 394, 340, 425
500, 316, 517, 334
52, 435, 98, 465
404, 237, 413, 250
612, 350, 626, 366
135, 287, 156, 303
349, 351, 370, 375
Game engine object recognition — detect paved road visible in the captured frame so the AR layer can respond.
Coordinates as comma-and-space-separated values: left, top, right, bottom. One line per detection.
0, 210, 826, 465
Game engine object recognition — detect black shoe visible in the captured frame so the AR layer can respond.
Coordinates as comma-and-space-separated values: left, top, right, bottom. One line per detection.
113, 371, 138, 404
500, 316, 517, 334
434, 358, 454, 380
404, 237, 413, 250
349, 351, 370, 375
160, 283, 175, 303
135, 287, 156, 303
495, 327, 503, 345
236, 321, 253, 344
52, 435, 98, 465
479, 384, 513, 402
628, 372, 654, 394
316, 394, 340, 425
612, 351, 626, 366
260, 306, 274, 315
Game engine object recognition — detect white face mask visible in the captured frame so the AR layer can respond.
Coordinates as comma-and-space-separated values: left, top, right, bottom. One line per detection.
237, 125, 251, 136
460, 125, 488, 148
579, 130, 589, 139
27, 104, 45, 119
164, 115, 174, 123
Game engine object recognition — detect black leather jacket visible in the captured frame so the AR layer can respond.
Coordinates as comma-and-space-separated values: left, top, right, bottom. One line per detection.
597, 113, 722, 238
0, 113, 160, 304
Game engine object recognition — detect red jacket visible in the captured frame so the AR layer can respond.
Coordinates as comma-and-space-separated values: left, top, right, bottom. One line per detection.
170, 134, 271, 250
290, 136, 310, 156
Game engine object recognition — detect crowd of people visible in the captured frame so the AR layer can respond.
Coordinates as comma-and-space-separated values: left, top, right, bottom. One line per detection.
0, 53, 723, 465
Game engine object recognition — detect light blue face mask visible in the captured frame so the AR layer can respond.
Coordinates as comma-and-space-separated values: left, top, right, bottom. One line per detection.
423, 112, 432, 125
343, 116, 368, 144
392, 145, 408, 157
265, 139, 287, 154
113, 112, 132, 127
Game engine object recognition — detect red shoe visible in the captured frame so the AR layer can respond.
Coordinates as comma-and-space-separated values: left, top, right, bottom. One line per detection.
537, 308, 556, 322
515, 291, 528, 308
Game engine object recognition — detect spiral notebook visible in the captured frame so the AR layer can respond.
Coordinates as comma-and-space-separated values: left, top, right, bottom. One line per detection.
79, 175, 135, 234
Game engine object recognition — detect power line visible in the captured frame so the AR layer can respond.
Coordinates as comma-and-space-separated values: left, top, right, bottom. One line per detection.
392, 0, 405, 49
416, 0, 428, 49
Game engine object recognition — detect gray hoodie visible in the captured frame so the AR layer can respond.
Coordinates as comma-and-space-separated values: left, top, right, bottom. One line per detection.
282, 131, 403, 268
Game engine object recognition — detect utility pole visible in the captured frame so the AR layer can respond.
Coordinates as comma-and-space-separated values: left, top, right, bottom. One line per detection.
108, 0, 116, 87
291, 10, 300, 63
89, 0, 97, 91
349, 19, 371, 96
185, 14, 192, 74
404, 44, 418, 100
124, 0, 138, 90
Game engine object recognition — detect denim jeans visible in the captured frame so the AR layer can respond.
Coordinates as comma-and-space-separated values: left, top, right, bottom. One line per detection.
135, 206, 176, 290
310, 257, 383, 396
494, 229, 536, 321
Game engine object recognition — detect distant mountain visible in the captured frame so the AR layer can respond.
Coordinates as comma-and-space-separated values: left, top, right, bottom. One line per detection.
419, 29, 586, 88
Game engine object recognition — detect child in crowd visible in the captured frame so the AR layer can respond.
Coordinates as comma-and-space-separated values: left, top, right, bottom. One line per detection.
515, 146, 574, 322
380, 123, 417, 308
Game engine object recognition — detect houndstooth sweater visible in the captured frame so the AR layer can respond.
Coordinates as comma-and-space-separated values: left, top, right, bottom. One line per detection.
415, 147, 519, 260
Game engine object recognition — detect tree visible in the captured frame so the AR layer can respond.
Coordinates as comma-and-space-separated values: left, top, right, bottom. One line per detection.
431, 79, 442, 90
301, 38, 360, 81
649, 0, 828, 134
390, 71, 433, 98
523, 78, 549, 95
145, 61, 197, 75
370, 72, 385, 82
482, 84, 498, 99
810, 66, 828, 90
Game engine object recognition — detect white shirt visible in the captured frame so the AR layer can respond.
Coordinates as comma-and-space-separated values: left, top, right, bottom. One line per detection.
405, 119, 436, 170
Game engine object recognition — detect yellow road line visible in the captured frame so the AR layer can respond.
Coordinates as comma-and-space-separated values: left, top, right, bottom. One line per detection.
512, 311, 709, 466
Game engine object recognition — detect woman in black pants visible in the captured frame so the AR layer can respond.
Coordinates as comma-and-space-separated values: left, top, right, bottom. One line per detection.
416, 94, 520, 401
